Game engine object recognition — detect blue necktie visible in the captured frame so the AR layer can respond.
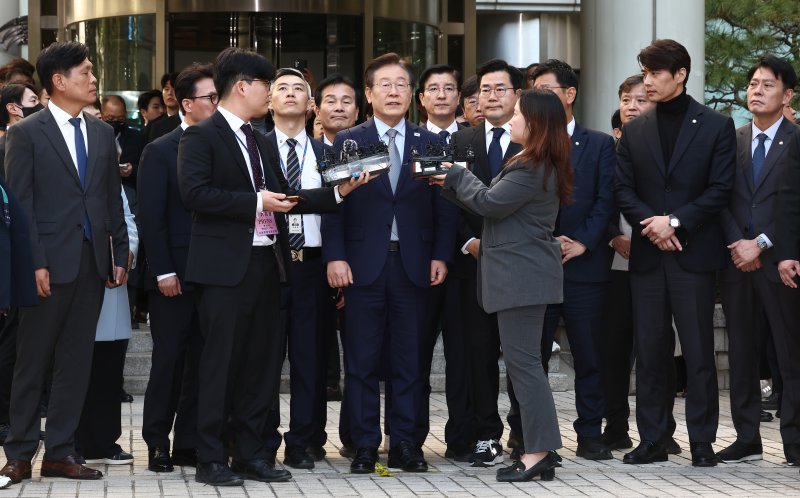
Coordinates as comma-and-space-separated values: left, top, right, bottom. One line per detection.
438, 130, 450, 144
69, 117, 92, 240
488, 127, 505, 177
752, 133, 767, 183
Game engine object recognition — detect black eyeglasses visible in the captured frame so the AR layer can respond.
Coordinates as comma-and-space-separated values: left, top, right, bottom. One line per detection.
189, 94, 220, 104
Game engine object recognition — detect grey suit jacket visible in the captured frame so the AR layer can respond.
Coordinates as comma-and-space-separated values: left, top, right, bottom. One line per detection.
442, 160, 563, 313
4, 107, 128, 284
720, 117, 800, 283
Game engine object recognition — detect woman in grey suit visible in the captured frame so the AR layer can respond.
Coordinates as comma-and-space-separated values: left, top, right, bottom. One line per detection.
432, 89, 573, 482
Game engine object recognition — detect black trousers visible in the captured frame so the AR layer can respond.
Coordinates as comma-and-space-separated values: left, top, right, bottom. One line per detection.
142, 289, 201, 451
601, 270, 634, 438
195, 246, 284, 463
631, 253, 718, 444
75, 339, 127, 458
4, 241, 105, 461
0, 308, 19, 424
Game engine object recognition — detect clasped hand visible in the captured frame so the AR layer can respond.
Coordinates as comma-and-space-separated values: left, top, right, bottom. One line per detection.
556, 235, 586, 263
640, 215, 682, 251
728, 239, 762, 272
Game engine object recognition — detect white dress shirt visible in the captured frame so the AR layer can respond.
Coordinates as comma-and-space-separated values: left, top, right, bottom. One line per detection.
275, 128, 323, 247
426, 120, 459, 143
375, 117, 407, 163
47, 100, 88, 175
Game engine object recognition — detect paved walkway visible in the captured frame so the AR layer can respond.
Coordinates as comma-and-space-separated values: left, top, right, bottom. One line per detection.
1, 392, 799, 497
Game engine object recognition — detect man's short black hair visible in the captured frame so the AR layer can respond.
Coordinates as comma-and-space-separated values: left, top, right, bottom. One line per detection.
364, 52, 414, 88
476, 59, 524, 90
0, 83, 35, 127
213, 47, 276, 99
460, 74, 480, 106
611, 109, 622, 131
174, 63, 215, 113
417, 64, 461, 95
137, 89, 163, 111
36, 41, 90, 94
747, 54, 798, 91
160, 72, 178, 89
618, 74, 645, 98
531, 59, 580, 97
101, 94, 127, 112
314, 73, 361, 110
638, 39, 692, 81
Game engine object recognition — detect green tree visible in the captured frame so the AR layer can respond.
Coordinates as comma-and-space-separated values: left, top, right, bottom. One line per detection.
705, 0, 800, 116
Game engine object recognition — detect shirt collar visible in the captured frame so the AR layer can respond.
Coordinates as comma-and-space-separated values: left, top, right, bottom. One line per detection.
274, 127, 308, 148
48, 100, 84, 126
216, 105, 246, 134
374, 116, 406, 139
567, 118, 576, 137
180, 121, 189, 131
323, 135, 334, 146
752, 116, 784, 143
426, 120, 458, 135
484, 120, 511, 137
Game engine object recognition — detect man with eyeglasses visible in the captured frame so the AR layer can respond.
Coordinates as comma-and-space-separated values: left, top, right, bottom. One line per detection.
101, 95, 146, 196
460, 75, 484, 128
138, 63, 217, 475
530, 58, 616, 461
442, 59, 523, 468
322, 52, 458, 474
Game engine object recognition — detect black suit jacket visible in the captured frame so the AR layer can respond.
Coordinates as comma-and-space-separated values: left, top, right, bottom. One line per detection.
448, 123, 522, 278
721, 118, 800, 283
775, 128, 800, 263
0, 135, 5, 181
0, 177, 37, 309
177, 110, 338, 287
615, 96, 736, 273
146, 113, 181, 144
137, 126, 193, 291
5, 107, 128, 283
261, 130, 330, 184
118, 125, 146, 190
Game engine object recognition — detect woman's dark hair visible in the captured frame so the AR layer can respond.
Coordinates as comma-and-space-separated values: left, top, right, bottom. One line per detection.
508, 89, 573, 203
36, 41, 90, 94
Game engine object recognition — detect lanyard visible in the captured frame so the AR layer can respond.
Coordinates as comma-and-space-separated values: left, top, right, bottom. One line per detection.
0, 184, 9, 227
234, 132, 266, 190
278, 137, 310, 179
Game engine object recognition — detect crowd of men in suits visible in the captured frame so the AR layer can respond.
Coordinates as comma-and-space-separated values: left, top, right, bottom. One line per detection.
1, 36, 800, 489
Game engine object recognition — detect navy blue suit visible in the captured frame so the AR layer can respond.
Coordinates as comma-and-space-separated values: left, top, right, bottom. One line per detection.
541, 122, 616, 440
321, 118, 458, 449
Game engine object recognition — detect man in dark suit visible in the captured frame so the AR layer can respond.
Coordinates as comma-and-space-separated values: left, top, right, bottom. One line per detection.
531, 59, 616, 461
177, 48, 367, 487
322, 52, 458, 474
0, 41, 129, 485
259, 67, 335, 470
719, 55, 800, 464
0, 83, 42, 180
616, 39, 735, 467
101, 95, 145, 192
146, 73, 181, 143
446, 59, 522, 466
138, 63, 217, 473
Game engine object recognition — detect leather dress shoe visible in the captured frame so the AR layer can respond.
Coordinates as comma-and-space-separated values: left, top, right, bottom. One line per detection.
230, 458, 292, 482
339, 444, 357, 459
147, 447, 173, 472
265, 449, 277, 467
41, 454, 102, 480
761, 410, 774, 422
623, 440, 668, 464
602, 433, 633, 451
306, 445, 327, 461
506, 431, 521, 449
496, 454, 555, 482
387, 441, 428, 472
762, 392, 781, 410
664, 437, 682, 455
576, 437, 613, 460
690, 442, 717, 467
444, 444, 472, 462
119, 390, 134, 403
0, 459, 31, 484
350, 447, 378, 474
284, 446, 314, 469
717, 441, 762, 463
195, 461, 244, 486
784, 443, 800, 465
171, 448, 197, 467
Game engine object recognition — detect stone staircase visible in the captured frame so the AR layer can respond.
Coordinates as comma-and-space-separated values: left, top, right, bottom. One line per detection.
124, 325, 574, 394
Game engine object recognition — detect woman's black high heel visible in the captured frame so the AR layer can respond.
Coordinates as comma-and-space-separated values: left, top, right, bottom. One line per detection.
496, 453, 555, 482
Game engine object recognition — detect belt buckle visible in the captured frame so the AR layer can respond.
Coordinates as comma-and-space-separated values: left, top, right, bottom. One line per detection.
291, 249, 303, 262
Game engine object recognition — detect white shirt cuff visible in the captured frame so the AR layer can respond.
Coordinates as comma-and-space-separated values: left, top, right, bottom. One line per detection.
759, 233, 774, 249
256, 192, 263, 212
156, 273, 177, 281
461, 237, 477, 255
334, 185, 343, 204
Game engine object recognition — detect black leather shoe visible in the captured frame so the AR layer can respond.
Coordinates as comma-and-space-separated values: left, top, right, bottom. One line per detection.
387, 441, 428, 472
664, 437, 682, 455
717, 441, 762, 463
284, 446, 314, 469
195, 461, 243, 486
444, 444, 472, 462
306, 445, 326, 461
762, 392, 781, 410
550, 450, 563, 468
339, 445, 356, 460
690, 442, 717, 467
760, 410, 774, 422
119, 390, 134, 403
496, 455, 555, 482
171, 448, 197, 467
506, 432, 521, 449
265, 449, 277, 467
623, 440, 668, 464
147, 447, 173, 473
785, 443, 800, 465
350, 447, 378, 474
576, 437, 613, 460
602, 433, 633, 451
230, 458, 292, 482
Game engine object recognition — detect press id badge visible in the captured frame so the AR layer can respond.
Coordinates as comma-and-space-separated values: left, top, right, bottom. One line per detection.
288, 214, 303, 234
256, 211, 279, 236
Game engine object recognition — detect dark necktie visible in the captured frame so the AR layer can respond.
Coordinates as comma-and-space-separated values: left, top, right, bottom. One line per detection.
240, 123, 265, 190
385, 128, 400, 241
752, 133, 767, 183
68, 117, 92, 240
488, 127, 505, 178
284, 138, 305, 250
438, 129, 450, 144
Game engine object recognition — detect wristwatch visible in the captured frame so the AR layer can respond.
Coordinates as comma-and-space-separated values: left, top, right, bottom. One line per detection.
756, 234, 769, 250
668, 214, 681, 229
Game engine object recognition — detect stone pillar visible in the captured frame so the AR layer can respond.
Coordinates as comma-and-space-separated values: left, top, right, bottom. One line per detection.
579, 0, 705, 133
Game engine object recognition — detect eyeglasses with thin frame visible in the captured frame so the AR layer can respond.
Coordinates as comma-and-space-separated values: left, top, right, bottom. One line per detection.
189, 93, 220, 105
464, 97, 479, 107
373, 80, 410, 93
479, 86, 512, 98
425, 85, 458, 96
535, 84, 569, 92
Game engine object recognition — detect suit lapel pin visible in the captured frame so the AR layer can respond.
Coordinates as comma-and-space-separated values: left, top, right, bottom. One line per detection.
779, 141, 784, 145
414, 132, 420, 137
575, 141, 580, 146
692, 119, 697, 123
